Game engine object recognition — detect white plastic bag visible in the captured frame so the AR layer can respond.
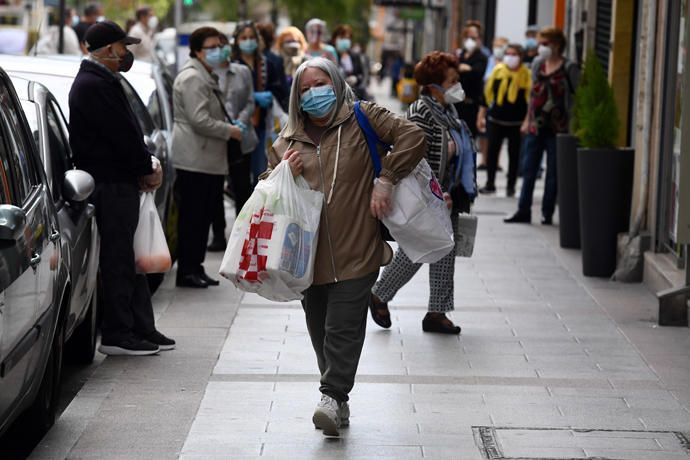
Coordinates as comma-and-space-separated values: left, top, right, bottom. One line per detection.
133, 192, 172, 273
220, 161, 323, 301
382, 159, 454, 263
455, 213, 477, 257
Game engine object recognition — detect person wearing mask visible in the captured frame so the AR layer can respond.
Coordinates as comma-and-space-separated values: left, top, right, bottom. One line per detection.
369, 51, 475, 335
483, 36, 509, 81
478, 44, 531, 197
523, 25, 540, 64
456, 20, 488, 164
208, 34, 257, 252
331, 24, 369, 100
172, 26, 243, 287
276, 26, 308, 86
69, 20, 174, 355
256, 22, 289, 111
232, 21, 284, 185
128, 6, 158, 62
505, 27, 579, 225
304, 18, 338, 63
266, 57, 425, 436
74, 3, 104, 53
35, 8, 81, 55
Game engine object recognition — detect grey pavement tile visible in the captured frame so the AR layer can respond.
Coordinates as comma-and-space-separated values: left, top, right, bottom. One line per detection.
260, 443, 424, 459
422, 446, 486, 460
582, 448, 690, 460
502, 446, 588, 457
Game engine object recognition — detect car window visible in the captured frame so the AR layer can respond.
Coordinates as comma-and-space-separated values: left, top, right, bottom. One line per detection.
0, 83, 40, 205
46, 103, 71, 202
8, 72, 72, 118
147, 89, 164, 130
119, 78, 155, 135
162, 72, 174, 117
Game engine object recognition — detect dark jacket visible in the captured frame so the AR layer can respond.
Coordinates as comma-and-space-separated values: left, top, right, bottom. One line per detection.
69, 59, 153, 184
263, 49, 289, 112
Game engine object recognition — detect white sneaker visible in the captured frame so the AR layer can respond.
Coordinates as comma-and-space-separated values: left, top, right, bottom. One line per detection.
312, 394, 340, 436
339, 401, 350, 427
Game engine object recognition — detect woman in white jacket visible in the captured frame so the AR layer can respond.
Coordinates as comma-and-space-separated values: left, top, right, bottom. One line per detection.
171, 26, 242, 288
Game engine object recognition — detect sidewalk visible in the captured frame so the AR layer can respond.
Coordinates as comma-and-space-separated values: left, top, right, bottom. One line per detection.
29, 82, 690, 459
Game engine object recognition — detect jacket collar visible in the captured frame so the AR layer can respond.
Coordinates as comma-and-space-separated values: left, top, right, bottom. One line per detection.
183, 57, 221, 88
81, 58, 120, 84
287, 101, 354, 144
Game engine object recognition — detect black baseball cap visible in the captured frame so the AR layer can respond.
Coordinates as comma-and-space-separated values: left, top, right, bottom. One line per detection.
84, 20, 141, 52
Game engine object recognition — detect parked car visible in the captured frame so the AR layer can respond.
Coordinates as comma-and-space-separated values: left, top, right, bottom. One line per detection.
0, 54, 176, 259
0, 67, 84, 441
12, 75, 100, 366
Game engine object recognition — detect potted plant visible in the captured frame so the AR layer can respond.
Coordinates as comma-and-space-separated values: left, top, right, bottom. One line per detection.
575, 52, 634, 277
556, 107, 580, 249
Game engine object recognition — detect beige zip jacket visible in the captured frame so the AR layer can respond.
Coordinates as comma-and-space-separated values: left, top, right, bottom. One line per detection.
269, 101, 426, 285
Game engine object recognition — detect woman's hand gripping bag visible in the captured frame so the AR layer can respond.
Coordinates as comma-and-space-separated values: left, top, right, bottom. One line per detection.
382, 159, 454, 263
220, 161, 323, 301
133, 192, 172, 273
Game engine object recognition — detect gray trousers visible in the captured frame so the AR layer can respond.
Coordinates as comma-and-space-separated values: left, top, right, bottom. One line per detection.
301, 272, 378, 403
372, 213, 459, 313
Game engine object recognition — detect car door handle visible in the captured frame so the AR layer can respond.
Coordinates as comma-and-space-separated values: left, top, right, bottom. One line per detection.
49, 230, 60, 243
30, 253, 41, 267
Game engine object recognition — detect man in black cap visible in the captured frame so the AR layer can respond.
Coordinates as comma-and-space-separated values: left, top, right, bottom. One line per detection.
69, 20, 175, 355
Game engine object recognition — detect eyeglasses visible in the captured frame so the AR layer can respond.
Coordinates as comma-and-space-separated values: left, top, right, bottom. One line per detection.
202, 45, 222, 50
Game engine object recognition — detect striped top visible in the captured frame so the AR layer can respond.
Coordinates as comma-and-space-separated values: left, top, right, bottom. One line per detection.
406, 98, 449, 189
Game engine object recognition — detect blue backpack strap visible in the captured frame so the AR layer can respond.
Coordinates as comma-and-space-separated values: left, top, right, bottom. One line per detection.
353, 101, 391, 178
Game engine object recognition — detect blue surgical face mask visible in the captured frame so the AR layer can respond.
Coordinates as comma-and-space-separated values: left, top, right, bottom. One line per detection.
221, 44, 231, 62
239, 38, 258, 54
336, 38, 351, 52
72, 15, 80, 27
301, 85, 336, 118
525, 37, 538, 50
205, 47, 224, 67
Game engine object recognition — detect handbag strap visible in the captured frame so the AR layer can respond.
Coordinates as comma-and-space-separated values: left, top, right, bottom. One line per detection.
353, 101, 391, 178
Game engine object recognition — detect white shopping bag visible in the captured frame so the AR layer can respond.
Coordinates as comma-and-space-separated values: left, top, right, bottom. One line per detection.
382, 159, 454, 264
133, 192, 172, 273
455, 213, 477, 257
220, 161, 323, 301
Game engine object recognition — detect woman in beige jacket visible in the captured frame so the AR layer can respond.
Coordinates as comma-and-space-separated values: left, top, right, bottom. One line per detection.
267, 57, 426, 436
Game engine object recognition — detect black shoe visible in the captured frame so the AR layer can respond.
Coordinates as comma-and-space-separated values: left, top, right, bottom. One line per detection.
541, 216, 553, 225
479, 185, 496, 194
504, 211, 531, 223
369, 293, 392, 329
176, 274, 209, 288
201, 272, 220, 286
99, 337, 160, 356
477, 164, 487, 171
207, 237, 227, 252
506, 187, 515, 197
141, 330, 176, 351
422, 313, 461, 334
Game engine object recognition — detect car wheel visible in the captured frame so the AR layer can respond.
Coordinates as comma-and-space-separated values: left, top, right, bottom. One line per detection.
65, 281, 98, 365
15, 315, 65, 443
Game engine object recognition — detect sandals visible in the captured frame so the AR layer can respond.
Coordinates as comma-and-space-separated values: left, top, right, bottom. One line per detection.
422, 313, 461, 335
369, 294, 392, 329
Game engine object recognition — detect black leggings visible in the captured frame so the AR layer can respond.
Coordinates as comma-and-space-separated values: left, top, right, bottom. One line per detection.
485, 120, 522, 189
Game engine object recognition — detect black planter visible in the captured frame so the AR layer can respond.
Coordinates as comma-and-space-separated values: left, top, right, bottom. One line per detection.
556, 134, 580, 248
577, 147, 634, 277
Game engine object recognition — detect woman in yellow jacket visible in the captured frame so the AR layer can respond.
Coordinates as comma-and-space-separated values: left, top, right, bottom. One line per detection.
477, 44, 531, 196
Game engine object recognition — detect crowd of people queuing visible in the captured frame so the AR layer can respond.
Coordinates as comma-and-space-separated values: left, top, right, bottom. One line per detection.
65, 12, 579, 437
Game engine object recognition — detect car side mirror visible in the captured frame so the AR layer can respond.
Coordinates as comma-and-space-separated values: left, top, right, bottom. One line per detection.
64, 170, 95, 202
0, 205, 26, 241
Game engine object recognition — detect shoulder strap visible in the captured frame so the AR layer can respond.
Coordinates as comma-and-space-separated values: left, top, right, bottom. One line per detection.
353, 101, 390, 178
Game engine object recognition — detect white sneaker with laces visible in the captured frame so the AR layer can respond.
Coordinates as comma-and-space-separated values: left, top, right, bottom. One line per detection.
312, 394, 340, 436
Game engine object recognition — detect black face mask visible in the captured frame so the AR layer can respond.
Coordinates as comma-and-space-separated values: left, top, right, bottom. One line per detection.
118, 50, 134, 72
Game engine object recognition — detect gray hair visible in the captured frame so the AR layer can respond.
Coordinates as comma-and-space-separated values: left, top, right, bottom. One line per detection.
283, 57, 355, 138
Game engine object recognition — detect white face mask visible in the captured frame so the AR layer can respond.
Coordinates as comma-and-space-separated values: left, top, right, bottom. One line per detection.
96, 15, 105, 22
436, 82, 465, 104
538, 44, 552, 59
463, 38, 477, 53
147, 16, 159, 30
493, 46, 506, 60
503, 55, 520, 70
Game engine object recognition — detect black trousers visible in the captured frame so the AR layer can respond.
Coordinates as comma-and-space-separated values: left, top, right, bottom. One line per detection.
93, 183, 155, 343
176, 169, 224, 276
211, 154, 251, 240
485, 120, 522, 190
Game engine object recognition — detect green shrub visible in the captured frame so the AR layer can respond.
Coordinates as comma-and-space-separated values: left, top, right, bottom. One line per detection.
573, 51, 619, 148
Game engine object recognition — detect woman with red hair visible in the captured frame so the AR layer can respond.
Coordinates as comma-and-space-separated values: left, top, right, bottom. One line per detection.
369, 51, 477, 334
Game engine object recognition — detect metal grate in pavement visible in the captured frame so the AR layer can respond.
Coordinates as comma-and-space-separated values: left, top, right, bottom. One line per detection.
473, 426, 690, 460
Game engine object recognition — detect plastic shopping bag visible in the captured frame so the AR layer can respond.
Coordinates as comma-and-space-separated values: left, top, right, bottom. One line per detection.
382, 159, 454, 264
220, 161, 323, 301
133, 192, 172, 273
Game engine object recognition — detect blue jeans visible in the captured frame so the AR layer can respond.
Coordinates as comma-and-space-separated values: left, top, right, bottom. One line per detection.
518, 133, 557, 218
250, 128, 267, 186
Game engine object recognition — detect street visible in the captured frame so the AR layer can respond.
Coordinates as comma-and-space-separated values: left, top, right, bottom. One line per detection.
21, 80, 690, 460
